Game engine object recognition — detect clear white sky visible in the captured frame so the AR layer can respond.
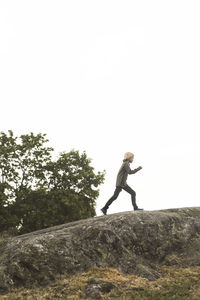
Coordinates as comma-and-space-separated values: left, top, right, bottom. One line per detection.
1, 0, 200, 215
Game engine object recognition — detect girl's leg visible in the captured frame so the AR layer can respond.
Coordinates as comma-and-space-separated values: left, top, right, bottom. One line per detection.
103, 187, 122, 210
122, 184, 138, 210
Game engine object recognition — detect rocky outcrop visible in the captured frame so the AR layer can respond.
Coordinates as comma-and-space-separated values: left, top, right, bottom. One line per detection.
1, 207, 200, 291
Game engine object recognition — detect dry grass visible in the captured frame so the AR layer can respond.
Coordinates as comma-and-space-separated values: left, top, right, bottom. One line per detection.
1, 266, 200, 299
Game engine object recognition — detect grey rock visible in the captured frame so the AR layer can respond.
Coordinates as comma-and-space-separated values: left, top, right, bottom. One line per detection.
85, 279, 115, 299
1, 207, 200, 291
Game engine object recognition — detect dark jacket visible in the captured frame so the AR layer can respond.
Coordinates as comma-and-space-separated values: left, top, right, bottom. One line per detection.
116, 160, 140, 187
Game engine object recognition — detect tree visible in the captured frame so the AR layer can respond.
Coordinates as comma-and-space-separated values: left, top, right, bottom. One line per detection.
0, 131, 53, 197
47, 150, 104, 200
0, 131, 105, 234
14, 189, 97, 234
14, 150, 105, 234
0, 130, 53, 233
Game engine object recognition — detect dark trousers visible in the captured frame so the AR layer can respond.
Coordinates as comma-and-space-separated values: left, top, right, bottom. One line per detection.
104, 184, 137, 210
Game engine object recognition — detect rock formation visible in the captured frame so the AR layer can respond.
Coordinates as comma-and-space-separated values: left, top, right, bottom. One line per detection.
1, 207, 200, 291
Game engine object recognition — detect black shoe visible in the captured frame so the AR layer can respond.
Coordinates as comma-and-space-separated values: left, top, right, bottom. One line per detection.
135, 207, 143, 211
101, 207, 107, 215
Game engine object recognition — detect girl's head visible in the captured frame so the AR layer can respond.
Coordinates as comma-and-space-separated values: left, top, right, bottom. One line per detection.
123, 152, 134, 162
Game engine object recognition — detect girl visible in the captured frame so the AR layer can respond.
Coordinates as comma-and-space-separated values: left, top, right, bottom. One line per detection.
101, 152, 143, 215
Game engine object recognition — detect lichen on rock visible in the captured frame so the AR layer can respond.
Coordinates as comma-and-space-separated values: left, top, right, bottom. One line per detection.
1, 207, 200, 292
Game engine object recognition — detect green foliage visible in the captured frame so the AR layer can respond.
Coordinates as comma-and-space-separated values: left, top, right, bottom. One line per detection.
0, 131, 53, 196
0, 131, 105, 234
13, 189, 97, 235
47, 150, 104, 199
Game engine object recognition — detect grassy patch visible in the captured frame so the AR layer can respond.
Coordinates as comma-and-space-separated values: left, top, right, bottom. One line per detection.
1, 266, 200, 299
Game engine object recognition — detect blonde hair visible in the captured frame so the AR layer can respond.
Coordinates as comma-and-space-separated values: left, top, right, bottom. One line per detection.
123, 152, 134, 161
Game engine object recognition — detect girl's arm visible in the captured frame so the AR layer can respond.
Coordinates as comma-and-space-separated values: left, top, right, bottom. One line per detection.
124, 163, 142, 174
